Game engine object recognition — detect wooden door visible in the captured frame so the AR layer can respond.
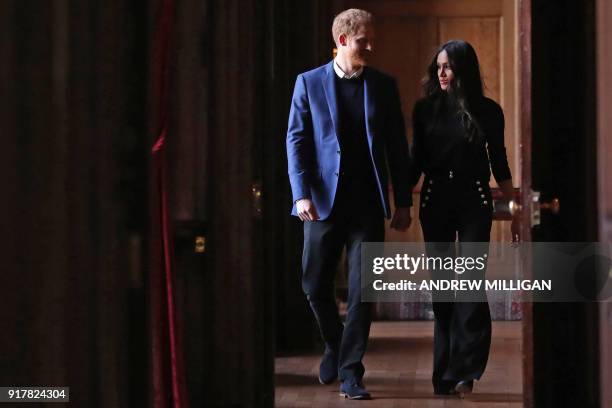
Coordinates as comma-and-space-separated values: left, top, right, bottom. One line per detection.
529, 0, 598, 406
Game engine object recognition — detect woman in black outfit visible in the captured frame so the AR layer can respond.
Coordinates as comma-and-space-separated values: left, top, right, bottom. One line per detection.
410, 40, 520, 397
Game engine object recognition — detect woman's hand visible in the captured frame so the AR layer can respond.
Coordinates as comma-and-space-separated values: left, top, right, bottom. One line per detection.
498, 180, 520, 243
511, 214, 521, 243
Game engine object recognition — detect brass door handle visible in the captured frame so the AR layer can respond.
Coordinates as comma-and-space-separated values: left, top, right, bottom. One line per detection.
540, 198, 560, 214
195, 236, 206, 253
529, 191, 561, 226
509, 199, 521, 217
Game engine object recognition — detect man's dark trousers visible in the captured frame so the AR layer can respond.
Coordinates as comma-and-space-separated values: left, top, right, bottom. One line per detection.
301, 188, 384, 382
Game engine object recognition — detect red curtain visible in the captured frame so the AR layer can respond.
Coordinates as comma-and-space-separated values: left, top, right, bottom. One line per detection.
150, 0, 188, 406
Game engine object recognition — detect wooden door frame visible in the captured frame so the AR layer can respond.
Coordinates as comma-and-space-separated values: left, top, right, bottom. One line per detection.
518, 0, 533, 407
597, 0, 612, 406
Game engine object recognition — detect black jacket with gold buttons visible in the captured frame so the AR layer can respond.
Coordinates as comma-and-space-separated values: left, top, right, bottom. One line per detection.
410, 93, 512, 186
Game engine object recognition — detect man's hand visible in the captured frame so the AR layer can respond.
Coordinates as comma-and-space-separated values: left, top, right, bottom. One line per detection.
296, 198, 320, 222
390, 207, 411, 231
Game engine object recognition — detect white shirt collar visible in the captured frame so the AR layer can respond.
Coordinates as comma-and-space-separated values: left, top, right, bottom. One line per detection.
333, 59, 364, 79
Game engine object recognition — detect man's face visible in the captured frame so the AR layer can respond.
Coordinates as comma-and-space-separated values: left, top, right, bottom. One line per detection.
339, 23, 374, 66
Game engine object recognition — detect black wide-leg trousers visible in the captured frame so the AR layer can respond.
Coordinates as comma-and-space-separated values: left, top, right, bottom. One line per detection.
301, 199, 384, 382
418, 174, 493, 387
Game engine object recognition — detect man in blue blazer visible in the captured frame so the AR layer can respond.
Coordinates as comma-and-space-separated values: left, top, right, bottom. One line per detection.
286, 9, 412, 400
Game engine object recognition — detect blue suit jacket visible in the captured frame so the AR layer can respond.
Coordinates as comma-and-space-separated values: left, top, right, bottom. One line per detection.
286, 61, 412, 220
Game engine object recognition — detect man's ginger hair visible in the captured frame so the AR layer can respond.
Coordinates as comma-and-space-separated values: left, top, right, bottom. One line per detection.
332, 9, 373, 46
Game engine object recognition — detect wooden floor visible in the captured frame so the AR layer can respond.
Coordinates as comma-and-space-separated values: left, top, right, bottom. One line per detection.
275, 321, 522, 407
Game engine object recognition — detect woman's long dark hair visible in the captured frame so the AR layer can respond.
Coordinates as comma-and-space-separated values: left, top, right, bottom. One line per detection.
423, 40, 485, 143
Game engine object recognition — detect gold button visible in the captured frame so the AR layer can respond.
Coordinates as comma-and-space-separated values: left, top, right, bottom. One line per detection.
481, 194, 485, 198
478, 187, 483, 191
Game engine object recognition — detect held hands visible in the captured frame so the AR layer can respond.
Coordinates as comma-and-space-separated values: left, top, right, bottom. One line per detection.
390, 207, 412, 231
296, 198, 320, 222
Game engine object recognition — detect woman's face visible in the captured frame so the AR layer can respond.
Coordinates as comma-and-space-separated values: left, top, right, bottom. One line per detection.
437, 50, 454, 91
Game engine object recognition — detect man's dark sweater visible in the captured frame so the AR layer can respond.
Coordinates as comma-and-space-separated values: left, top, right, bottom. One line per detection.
334, 74, 381, 215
